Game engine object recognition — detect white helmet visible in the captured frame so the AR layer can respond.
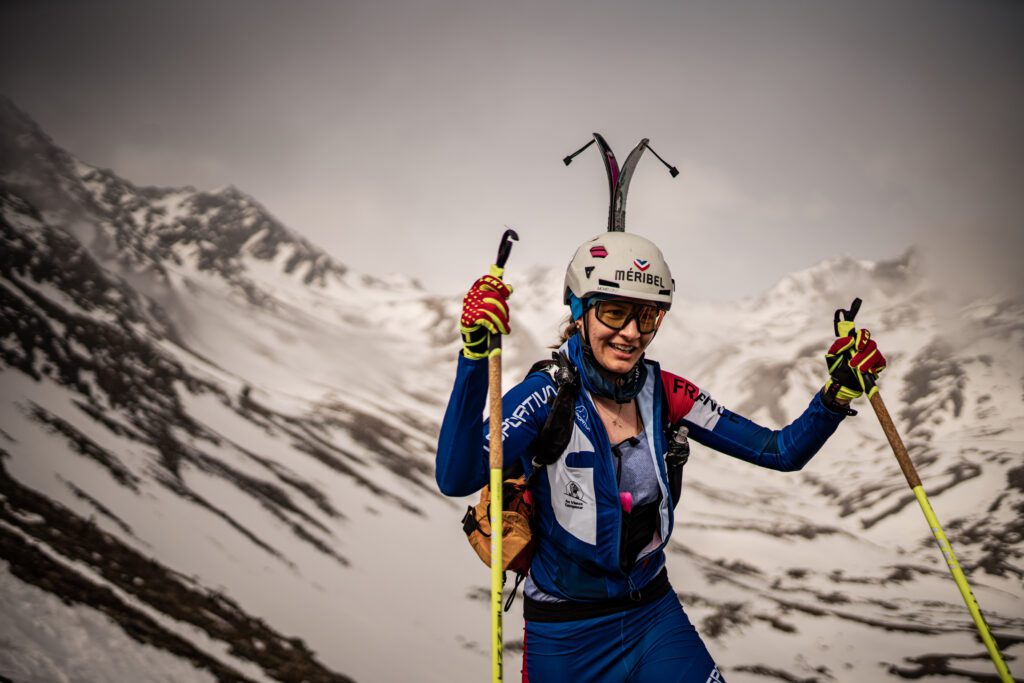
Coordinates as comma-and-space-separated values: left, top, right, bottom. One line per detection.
564, 232, 673, 312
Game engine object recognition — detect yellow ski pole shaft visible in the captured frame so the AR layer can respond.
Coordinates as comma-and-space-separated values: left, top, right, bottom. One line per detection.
486, 228, 517, 683
488, 337, 504, 683
867, 389, 1014, 683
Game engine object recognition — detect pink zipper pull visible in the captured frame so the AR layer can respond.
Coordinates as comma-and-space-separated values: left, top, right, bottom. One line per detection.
619, 491, 633, 514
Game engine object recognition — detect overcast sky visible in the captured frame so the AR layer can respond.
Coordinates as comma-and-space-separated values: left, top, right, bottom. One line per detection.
2, 0, 1022, 302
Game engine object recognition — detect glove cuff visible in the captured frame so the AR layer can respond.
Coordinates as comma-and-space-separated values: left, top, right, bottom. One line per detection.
461, 325, 489, 360
822, 383, 858, 416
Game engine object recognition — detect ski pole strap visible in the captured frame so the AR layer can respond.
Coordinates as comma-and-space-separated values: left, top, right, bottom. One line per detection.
833, 297, 862, 337
504, 573, 527, 612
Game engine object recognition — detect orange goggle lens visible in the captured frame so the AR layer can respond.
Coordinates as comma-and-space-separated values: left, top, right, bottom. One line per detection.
593, 301, 665, 334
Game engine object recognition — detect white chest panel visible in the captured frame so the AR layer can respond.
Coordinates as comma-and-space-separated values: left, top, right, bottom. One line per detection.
547, 425, 598, 545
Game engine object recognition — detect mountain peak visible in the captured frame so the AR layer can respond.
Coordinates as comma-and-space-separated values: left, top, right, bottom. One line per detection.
0, 97, 80, 196
0, 99, 355, 297
759, 247, 924, 307
0, 96, 50, 147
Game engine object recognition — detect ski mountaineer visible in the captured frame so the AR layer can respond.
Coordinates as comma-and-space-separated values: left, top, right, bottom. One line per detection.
435, 232, 887, 682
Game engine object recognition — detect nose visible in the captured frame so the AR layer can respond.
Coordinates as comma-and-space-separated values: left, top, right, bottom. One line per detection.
618, 317, 641, 340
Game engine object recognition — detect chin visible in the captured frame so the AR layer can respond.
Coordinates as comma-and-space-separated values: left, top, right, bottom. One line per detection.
596, 352, 640, 374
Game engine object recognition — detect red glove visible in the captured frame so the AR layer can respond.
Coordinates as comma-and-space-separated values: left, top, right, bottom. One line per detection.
460, 274, 512, 359
825, 328, 887, 401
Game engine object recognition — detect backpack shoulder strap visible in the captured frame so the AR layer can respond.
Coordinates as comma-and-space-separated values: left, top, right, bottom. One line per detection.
525, 357, 558, 380
661, 375, 691, 508
660, 372, 691, 467
526, 351, 579, 478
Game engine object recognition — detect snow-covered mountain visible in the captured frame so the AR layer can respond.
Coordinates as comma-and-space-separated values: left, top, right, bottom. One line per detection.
1, 97, 1022, 682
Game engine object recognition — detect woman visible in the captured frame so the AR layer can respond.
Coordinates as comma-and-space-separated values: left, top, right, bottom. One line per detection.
436, 231, 886, 682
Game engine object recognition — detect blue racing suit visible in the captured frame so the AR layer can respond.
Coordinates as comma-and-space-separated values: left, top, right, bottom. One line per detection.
436, 334, 847, 681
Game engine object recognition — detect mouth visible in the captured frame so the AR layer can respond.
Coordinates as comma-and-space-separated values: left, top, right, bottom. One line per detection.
608, 342, 637, 357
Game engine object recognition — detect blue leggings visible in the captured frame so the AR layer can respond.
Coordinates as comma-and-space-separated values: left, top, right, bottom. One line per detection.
522, 592, 724, 683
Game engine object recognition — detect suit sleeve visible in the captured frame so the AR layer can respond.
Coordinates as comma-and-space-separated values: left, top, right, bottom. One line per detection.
661, 370, 847, 472
435, 355, 556, 497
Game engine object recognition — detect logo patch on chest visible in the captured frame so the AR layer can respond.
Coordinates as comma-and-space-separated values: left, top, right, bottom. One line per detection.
564, 481, 587, 509
575, 404, 590, 430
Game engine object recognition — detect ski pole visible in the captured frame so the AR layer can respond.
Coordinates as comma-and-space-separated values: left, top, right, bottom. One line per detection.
835, 299, 1014, 683
488, 227, 518, 683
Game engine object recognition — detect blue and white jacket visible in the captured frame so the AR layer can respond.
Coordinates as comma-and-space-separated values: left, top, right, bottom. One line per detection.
436, 335, 847, 602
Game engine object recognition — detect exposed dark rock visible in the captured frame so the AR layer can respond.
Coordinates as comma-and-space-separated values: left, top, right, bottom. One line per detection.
1, 195, 375, 567
733, 361, 792, 425
684, 519, 842, 540
680, 591, 799, 639
63, 478, 137, 537
0, 526, 261, 683
699, 600, 751, 638
317, 401, 437, 494
673, 544, 948, 635
889, 653, 1006, 682
856, 460, 982, 530
154, 472, 292, 566
731, 664, 824, 683
900, 342, 966, 435
0, 463, 355, 682
25, 402, 140, 490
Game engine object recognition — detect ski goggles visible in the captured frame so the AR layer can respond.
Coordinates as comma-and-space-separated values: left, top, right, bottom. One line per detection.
591, 299, 665, 334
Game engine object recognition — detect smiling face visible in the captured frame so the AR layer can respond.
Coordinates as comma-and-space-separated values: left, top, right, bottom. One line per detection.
583, 302, 659, 375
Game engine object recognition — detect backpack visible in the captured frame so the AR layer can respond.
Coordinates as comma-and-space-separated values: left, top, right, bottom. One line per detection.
460, 352, 690, 608
461, 475, 536, 575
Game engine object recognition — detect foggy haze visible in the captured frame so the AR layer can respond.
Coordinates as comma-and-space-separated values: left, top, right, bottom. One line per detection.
2, 0, 1021, 302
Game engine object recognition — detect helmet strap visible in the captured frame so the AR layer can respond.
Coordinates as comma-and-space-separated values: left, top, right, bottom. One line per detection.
580, 309, 593, 356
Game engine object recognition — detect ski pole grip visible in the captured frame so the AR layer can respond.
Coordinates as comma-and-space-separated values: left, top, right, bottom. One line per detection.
833, 297, 862, 338
493, 228, 519, 275
833, 297, 880, 397
488, 228, 518, 354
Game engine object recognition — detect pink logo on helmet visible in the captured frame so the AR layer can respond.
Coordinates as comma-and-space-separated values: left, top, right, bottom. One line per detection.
633, 258, 650, 271
590, 246, 608, 258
